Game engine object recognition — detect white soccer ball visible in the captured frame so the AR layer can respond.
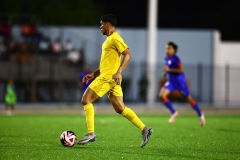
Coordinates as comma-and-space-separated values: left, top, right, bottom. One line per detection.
60, 131, 77, 147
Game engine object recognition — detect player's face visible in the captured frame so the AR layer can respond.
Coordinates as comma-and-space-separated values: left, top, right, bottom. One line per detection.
100, 20, 108, 35
166, 45, 175, 56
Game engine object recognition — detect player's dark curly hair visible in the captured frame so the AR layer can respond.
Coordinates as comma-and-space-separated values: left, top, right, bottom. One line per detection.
168, 42, 178, 53
100, 14, 117, 26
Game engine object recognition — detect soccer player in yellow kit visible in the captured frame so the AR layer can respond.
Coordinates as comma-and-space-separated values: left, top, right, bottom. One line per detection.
77, 14, 153, 148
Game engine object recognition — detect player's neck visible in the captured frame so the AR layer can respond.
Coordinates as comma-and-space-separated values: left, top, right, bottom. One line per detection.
167, 53, 176, 57
106, 28, 116, 37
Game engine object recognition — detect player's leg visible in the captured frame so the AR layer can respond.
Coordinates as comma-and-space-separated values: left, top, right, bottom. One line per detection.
5, 104, 10, 115
81, 87, 100, 133
9, 105, 14, 115
11, 104, 15, 113
11, 96, 16, 114
159, 83, 178, 123
159, 88, 176, 114
108, 85, 153, 148
186, 96, 201, 116
78, 87, 99, 145
179, 80, 206, 126
186, 96, 206, 126
78, 78, 111, 145
108, 94, 146, 130
12, 104, 15, 111
5, 104, 8, 112
5, 96, 12, 116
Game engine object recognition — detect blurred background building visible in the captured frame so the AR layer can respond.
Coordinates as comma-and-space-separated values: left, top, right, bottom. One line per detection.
0, 0, 239, 107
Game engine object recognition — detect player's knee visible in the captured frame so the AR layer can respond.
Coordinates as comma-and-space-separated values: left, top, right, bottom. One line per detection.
159, 93, 166, 99
159, 94, 163, 99
113, 105, 124, 114
81, 98, 86, 105
159, 90, 167, 99
81, 97, 89, 105
186, 96, 193, 102
114, 108, 123, 114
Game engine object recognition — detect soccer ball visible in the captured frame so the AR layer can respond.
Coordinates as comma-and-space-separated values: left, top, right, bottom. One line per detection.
60, 131, 77, 147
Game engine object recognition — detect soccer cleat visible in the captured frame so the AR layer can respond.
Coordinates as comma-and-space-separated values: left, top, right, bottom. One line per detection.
200, 113, 206, 127
168, 111, 179, 123
77, 133, 97, 145
140, 127, 153, 148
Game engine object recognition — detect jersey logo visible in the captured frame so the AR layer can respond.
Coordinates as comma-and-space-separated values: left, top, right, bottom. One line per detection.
164, 82, 170, 86
168, 60, 172, 65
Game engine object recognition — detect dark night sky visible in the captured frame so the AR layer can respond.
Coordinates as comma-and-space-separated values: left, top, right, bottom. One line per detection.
1, 0, 240, 41
100, 0, 240, 41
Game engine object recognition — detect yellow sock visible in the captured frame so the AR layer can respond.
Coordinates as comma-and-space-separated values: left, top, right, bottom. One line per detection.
83, 103, 94, 133
121, 107, 145, 131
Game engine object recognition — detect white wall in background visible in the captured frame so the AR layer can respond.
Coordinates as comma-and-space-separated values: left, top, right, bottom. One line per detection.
213, 31, 240, 106
217, 42, 240, 66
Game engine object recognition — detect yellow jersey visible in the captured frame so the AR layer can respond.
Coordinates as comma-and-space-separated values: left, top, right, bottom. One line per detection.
99, 32, 128, 79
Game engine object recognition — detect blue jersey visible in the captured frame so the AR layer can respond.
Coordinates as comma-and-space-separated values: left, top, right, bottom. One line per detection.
79, 71, 92, 93
164, 54, 185, 82
164, 54, 190, 97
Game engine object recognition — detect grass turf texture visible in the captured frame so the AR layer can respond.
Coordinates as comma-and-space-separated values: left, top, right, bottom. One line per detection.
0, 114, 240, 160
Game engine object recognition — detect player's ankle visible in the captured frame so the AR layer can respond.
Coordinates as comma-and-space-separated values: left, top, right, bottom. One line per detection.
88, 132, 95, 135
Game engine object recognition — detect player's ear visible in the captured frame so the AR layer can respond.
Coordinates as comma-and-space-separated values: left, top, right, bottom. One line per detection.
106, 22, 110, 28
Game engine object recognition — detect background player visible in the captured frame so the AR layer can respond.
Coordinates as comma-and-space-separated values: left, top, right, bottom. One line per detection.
77, 14, 153, 148
159, 42, 206, 126
5, 80, 16, 116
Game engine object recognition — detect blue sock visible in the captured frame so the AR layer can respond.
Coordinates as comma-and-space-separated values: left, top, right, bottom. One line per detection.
163, 98, 176, 114
191, 102, 202, 116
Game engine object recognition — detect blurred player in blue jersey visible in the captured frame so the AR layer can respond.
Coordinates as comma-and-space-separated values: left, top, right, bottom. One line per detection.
159, 42, 206, 126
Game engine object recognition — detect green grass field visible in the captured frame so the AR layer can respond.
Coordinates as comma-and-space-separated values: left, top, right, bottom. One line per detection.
0, 114, 240, 160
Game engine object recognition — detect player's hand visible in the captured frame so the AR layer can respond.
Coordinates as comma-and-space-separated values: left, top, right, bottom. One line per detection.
113, 72, 122, 85
164, 66, 170, 72
82, 73, 94, 84
161, 74, 168, 82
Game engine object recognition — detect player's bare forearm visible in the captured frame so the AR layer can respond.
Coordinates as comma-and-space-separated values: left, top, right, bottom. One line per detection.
169, 67, 184, 73
117, 49, 131, 74
82, 69, 100, 83
92, 69, 100, 77
162, 72, 167, 79
164, 65, 184, 73
113, 49, 131, 85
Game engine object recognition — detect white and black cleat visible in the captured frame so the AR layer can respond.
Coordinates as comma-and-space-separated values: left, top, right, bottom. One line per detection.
141, 127, 153, 148
77, 133, 97, 145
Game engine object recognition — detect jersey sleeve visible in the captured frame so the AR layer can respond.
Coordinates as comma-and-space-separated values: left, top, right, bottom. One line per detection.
164, 57, 169, 66
112, 37, 128, 54
175, 55, 182, 67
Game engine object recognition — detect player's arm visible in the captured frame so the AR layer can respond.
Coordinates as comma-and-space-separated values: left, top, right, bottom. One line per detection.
161, 72, 168, 81
113, 48, 131, 85
82, 69, 100, 83
164, 64, 184, 73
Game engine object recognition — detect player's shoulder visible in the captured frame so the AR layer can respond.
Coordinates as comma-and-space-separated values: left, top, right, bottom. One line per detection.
173, 54, 181, 60
111, 32, 124, 42
113, 31, 121, 37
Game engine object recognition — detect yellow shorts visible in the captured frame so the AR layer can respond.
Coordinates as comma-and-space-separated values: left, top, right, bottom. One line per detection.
89, 77, 123, 97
